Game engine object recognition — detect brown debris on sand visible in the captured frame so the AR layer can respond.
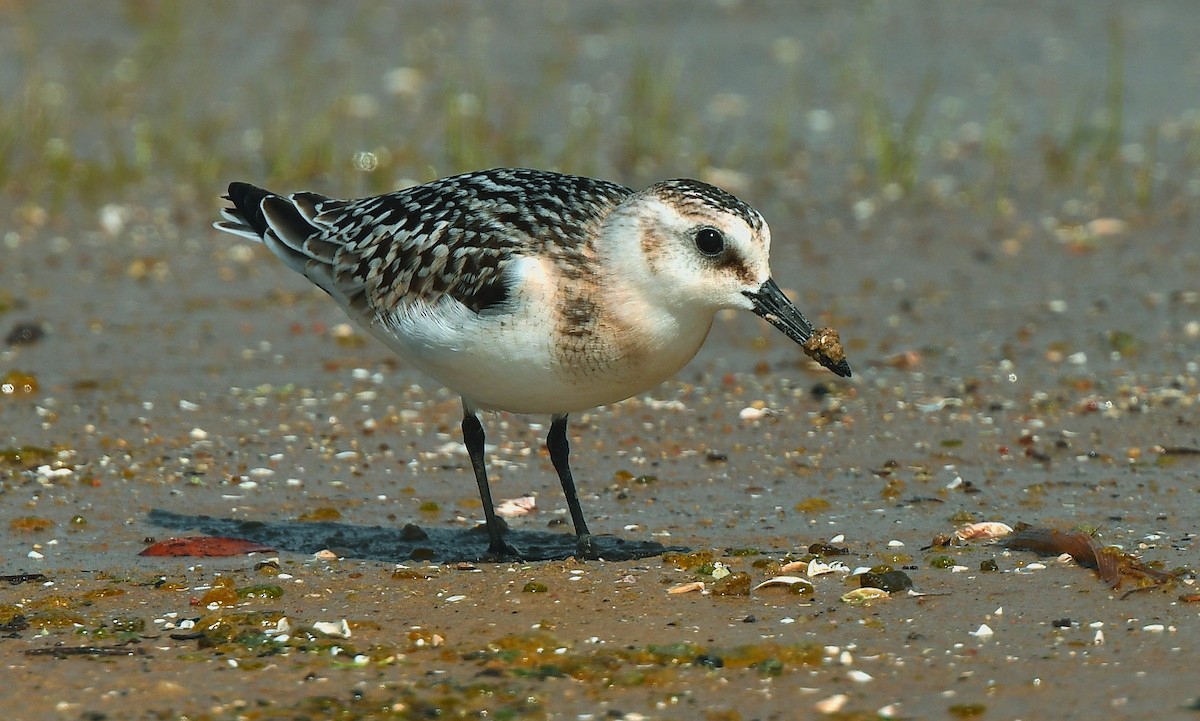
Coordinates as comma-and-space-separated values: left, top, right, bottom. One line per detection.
1003, 524, 1176, 590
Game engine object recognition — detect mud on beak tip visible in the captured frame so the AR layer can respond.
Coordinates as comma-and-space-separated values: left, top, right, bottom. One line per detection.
745, 279, 852, 378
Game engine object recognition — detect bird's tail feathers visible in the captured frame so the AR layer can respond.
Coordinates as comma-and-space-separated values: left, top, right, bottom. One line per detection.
212, 181, 276, 241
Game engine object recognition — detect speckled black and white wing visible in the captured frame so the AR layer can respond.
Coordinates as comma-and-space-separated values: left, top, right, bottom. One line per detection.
215, 168, 633, 316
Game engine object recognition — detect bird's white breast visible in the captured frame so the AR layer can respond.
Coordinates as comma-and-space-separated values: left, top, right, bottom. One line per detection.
366, 255, 714, 414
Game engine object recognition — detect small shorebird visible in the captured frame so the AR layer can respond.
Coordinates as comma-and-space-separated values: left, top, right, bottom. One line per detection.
214, 168, 850, 560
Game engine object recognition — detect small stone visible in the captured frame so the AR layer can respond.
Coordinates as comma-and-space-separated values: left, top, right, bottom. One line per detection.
5, 321, 44, 346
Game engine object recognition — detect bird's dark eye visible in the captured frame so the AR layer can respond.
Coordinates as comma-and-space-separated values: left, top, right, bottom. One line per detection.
694, 227, 725, 256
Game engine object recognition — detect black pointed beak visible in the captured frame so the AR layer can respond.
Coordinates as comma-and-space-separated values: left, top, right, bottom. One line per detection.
744, 278, 852, 378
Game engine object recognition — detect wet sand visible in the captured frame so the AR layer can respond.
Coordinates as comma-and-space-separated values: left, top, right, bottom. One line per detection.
2, 3, 1199, 719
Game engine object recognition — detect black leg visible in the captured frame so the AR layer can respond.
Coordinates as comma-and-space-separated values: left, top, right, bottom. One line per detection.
548, 414, 598, 558
462, 410, 519, 560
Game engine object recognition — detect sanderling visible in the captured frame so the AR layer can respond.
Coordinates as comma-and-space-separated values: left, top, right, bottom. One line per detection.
214, 167, 851, 560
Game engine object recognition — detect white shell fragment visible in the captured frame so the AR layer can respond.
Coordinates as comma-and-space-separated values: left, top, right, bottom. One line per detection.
807, 559, 851, 577
955, 521, 1014, 541
815, 694, 849, 714
971, 623, 994, 638
312, 619, 351, 638
495, 495, 537, 518
752, 575, 815, 591
667, 581, 706, 595
739, 406, 770, 421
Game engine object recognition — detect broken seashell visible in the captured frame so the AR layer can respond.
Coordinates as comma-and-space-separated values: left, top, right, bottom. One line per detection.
495, 495, 537, 518
312, 619, 351, 638
807, 559, 850, 577
955, 521, 1014, 541
752, 575, 814, 591
840, 587, 889, 606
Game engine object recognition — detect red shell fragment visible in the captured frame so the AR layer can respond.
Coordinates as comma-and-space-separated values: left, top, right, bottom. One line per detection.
138, 536, 276, 557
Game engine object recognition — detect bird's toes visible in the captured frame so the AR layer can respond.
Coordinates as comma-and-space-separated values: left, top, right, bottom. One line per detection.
574, 533, 603, 561
482, 541, 523, 563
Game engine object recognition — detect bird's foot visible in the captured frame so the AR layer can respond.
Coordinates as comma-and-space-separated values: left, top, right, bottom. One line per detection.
574, 533, 602, 561
481, 539, 523, 563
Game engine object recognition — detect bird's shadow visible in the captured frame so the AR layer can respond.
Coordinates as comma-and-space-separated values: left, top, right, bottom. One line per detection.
145, 509, 682, 563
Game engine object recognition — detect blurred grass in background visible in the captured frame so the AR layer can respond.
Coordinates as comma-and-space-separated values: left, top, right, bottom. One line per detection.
0, 1, 1197, 230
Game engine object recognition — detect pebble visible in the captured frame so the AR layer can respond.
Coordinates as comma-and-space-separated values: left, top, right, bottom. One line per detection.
815, 694, 849, 714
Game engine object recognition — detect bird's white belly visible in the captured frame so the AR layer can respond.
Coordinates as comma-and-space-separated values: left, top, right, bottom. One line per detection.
370, 303, 711, 414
